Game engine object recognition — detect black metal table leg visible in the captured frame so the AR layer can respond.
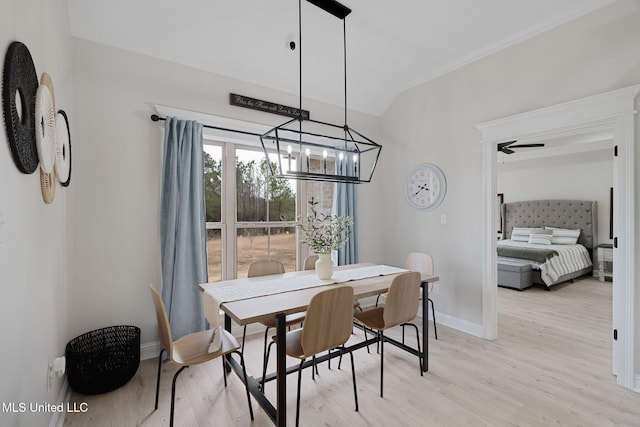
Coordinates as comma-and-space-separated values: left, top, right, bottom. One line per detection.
276, 313, 287, 426
421, 281, 429, 372
224, 314, 232, 373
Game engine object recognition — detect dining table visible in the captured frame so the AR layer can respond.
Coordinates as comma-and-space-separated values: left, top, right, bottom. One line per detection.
199, 262, 439, 426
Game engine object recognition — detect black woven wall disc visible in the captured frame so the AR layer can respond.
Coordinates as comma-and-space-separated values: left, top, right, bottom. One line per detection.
58, 109, 72, 187
2, 41, 39, 174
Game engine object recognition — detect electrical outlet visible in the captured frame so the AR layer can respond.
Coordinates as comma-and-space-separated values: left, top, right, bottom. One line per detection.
434, 283, 440, 295
47, 356, 66, 389
440, 214, 447, 225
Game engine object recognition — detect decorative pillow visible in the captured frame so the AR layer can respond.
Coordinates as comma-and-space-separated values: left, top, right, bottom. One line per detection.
545, 227, 581, 245
528, 229, 553, 245
511, 227, 543, 242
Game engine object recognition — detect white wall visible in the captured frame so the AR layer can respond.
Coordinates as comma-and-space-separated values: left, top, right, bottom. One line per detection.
376, 0, 640, 342
70, 38, 383, 353
0, 1, 74, 426
497, 151, 614, 245
3, 3, 639, 418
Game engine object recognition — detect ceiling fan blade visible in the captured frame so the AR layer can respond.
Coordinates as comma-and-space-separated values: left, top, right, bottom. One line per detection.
497, 140, 544, 154
497, 140, 517, 153
510, 143, 545, 148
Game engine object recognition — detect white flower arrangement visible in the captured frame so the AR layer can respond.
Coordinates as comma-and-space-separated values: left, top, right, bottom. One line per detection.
297, 201, 353, 254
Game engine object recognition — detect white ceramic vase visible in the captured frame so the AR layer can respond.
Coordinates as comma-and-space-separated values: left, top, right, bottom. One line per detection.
315, 253, 334, 280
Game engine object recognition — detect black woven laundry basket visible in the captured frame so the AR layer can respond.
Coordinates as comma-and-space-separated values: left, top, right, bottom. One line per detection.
66, 325, 140, 395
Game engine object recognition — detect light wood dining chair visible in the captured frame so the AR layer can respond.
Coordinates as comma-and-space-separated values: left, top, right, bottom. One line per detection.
406, 252, 438, 339
354, 271, 422, 397
149, 285, 253, 427
303, 254, 319, 271
305, 254, 361, 308
376, 252, 438, 339
284, 286, 359, 426
245, 259, 306, 390
303, 253, 362, 367
248, 259, 286, 277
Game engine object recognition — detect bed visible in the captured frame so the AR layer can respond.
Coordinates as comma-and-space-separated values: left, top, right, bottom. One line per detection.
498, 200, 596, 288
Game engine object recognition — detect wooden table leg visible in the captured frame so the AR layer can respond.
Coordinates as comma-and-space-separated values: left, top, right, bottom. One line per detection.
276, 313, 287, 426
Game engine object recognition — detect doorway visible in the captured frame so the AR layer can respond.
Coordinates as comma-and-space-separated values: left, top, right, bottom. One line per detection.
477, 84, 639, 390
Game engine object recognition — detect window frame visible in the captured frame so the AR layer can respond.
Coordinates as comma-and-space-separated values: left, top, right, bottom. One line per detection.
204, 139, 308, 280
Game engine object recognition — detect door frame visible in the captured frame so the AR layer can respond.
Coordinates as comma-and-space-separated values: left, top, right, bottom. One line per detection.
476, 84, 640, 390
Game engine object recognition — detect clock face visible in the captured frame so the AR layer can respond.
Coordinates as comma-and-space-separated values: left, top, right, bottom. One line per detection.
405, 164, 447, 211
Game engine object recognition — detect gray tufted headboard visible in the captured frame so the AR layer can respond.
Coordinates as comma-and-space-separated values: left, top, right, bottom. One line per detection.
501, 200, 597, 249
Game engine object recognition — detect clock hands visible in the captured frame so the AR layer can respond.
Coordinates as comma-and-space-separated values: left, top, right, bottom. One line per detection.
413, 184, 429, 197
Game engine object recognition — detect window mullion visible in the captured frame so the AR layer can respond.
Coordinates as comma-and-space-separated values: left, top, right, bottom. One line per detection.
224, 142, 237, 279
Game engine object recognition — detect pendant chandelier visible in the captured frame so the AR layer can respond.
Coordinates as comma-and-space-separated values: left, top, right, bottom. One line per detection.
260, 0, 382, 184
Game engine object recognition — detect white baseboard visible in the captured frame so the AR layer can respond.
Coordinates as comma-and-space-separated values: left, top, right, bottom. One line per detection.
431, 311, 484, 337
48, 379, 71, 427
140, 340, 161, 360
364, 295, 484, 338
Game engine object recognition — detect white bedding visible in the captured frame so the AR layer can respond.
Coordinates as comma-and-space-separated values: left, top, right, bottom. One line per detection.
497, 240, 592, 286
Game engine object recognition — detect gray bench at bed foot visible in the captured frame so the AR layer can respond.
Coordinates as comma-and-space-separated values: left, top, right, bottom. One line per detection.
498, 259, 533, 290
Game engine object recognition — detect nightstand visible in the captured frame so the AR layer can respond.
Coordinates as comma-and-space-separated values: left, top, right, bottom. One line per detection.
595, 243, 613, 282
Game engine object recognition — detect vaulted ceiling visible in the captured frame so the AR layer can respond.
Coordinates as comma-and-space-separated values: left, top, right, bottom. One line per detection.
67, 0, 613, 116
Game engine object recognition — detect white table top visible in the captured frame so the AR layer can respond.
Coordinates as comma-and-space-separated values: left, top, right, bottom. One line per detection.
199, 263, 439, 326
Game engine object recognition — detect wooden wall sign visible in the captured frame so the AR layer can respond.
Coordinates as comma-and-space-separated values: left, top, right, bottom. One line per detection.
229, 93, 310, 120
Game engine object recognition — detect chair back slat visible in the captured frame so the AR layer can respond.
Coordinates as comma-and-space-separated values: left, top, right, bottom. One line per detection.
383, 272, 421, 328
248, 260, 285, 278
149, 285, 173, 358
301, 286, 355, 357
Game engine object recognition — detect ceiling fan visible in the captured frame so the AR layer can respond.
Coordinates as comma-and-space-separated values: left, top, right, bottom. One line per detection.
497, 140, 545, 154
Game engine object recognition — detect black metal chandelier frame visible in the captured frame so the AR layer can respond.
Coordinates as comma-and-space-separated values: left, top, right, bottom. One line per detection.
259, 0, 382, 184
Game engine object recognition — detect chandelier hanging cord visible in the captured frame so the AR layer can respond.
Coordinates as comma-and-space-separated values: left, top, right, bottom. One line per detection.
259, 0, 381, 184
298, 0, 303, 125
297, 0, 349, 126
343, 18, 348, 130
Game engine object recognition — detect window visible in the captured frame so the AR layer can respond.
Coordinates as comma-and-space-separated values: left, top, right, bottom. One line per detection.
235, 148, 297, 277
306, 157, 335, 217
205, 142, 307, 280
203, 144, 223, 282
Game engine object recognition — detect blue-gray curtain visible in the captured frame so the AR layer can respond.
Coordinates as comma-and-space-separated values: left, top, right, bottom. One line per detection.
160, 117, 208, 339
334, 182, 358, 265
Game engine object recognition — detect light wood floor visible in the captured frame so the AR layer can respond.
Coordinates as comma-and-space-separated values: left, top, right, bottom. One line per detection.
64, 277, 640, 426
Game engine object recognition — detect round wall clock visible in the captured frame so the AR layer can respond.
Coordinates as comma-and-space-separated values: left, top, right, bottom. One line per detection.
404, 163, 447, 211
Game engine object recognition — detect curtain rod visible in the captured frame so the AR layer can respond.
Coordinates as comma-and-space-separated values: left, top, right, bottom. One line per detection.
150, 114, 263, 138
